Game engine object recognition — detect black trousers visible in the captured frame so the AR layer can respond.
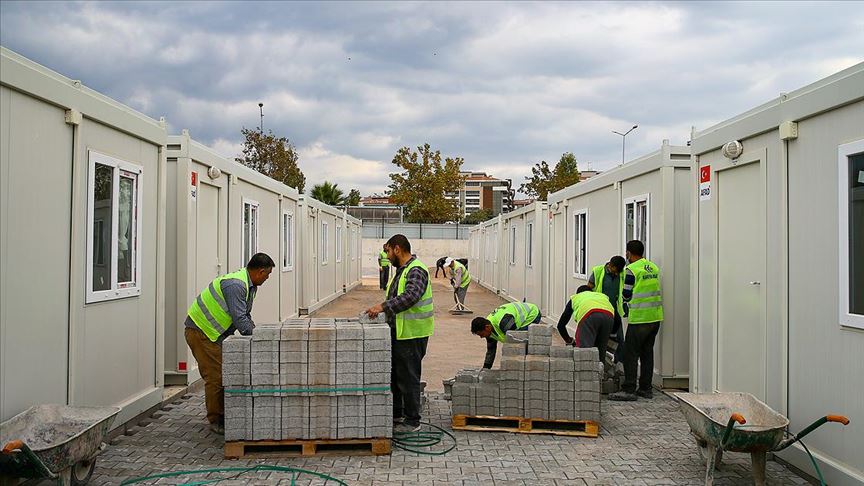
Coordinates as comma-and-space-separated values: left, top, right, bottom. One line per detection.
379, 266, 389, 289
612, 312, 625, 363
575, 312, 613, 364
621, 322, 661, 393
391, 332, 428, 426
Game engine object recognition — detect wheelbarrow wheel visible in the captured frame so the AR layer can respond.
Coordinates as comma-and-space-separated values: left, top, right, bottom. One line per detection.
70, 458, 96, 485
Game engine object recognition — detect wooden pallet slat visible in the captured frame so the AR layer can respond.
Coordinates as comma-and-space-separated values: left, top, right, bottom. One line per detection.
451, 414, 599, 438
224, 437, 391, 459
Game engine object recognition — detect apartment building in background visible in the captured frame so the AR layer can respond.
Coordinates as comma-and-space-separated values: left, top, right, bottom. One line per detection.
446, 171, 515, 217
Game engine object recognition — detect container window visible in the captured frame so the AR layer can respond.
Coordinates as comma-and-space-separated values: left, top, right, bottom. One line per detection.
242, 199, 259, 265
624, 194, 650, 258
282, 211, 294, 271
510, 225, 517, 264
526, 222, 534, 267
86, 151, 142, 303
574, 210, 588, 278
322, 222, 329, 264
336, 225, 343, 263
839, 140, 864, 329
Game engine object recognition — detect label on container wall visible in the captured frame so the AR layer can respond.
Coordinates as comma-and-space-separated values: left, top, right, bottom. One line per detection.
699, 165, 711, 201
190, 171, 198, 201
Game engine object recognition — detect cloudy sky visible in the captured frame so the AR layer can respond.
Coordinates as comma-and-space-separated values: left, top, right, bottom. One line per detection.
2, 1, 862, 196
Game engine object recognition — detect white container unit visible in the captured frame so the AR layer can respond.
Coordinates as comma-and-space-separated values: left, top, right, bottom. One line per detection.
164, 131, 300, 384
297, 196, 360, 314
0, 47, 166, 426
690, 63, 863, 484
547, 140, 691, 388
344, 215, 363, 292
496, 202, 549, 313
473, 216, 504, 293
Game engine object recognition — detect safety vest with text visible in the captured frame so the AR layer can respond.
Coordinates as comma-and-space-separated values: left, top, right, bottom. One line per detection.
626, 258, 664, 324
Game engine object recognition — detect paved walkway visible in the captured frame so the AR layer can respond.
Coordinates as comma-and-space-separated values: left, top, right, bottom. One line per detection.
91, 282, 811, 484
93, 390, 809, 485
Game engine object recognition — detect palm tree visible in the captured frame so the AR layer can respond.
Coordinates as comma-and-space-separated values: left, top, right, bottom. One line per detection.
310, 181, 344, 206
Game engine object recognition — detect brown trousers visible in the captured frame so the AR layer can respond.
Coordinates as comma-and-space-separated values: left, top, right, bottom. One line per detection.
185, 327, 224, 424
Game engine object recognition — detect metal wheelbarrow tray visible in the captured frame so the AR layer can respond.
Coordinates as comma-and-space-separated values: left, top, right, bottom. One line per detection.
674, 392, 849, 486
0, 404, 120, 485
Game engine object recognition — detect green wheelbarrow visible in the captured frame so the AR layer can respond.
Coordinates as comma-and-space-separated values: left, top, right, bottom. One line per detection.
0, 404, 120, 485
675, 392, 849, 486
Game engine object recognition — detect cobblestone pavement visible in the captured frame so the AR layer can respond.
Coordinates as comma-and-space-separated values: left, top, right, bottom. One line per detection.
92, 390, 810, 485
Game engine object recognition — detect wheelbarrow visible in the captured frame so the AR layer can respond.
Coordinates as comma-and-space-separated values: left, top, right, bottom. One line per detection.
674, 392, 849, 486
0, 404, 120, 485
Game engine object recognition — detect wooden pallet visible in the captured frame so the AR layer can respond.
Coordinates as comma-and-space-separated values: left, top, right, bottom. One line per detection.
224, 437, 391, 458
452, 414, 599, 438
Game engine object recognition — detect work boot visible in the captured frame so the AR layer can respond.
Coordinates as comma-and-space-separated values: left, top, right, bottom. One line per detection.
209, 423, 225, 435
394, 422, 421, 434
608, 391, 638, 402
393, 416, 405, 425
636, 388, 654, 399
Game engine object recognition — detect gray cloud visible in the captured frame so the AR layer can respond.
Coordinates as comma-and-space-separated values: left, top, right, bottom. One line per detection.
2, 1, 862, 195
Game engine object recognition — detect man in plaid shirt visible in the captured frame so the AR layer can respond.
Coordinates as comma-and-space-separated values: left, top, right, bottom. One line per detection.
366, 234, 434, 432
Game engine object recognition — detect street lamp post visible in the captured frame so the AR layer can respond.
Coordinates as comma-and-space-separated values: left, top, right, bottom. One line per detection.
612, 125, 638, 165
258, 102, 264, 132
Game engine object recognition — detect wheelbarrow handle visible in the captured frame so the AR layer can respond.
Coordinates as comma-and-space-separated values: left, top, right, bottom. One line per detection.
776, 415, 851, 451
2, 440, 24, 453
720, 413, 747, 449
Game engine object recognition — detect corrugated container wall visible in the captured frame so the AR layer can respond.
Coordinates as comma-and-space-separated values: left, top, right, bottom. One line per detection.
547, 140, 691, 388
0, 47, 166, 426
691, 62, 864, 485
164, 131, 300, 385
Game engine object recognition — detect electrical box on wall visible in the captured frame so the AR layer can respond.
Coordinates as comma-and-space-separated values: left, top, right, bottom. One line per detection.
779, 121, 798, 140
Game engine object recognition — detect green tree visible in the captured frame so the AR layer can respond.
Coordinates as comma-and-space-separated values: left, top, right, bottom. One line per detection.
461, 208, 494, 225
519, 152, 581, 200
343, 189, 361, 206
236, 127, 306, 192
310, 181, 345, 206
388, 143, 466, 223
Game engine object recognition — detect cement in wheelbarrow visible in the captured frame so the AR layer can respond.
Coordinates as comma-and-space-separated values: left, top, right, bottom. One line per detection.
1, 404, 119, 484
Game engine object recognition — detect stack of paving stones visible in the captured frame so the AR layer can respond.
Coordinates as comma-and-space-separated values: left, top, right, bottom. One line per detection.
222, 316, 393, 442
449, 323, 602, 422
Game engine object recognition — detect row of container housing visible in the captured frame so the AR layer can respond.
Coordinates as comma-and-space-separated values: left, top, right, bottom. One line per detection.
0, 48, 362, 425
470, 64, 864, 483
470, 141, 691, 389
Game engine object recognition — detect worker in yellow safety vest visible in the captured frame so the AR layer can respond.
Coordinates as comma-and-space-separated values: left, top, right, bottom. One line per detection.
446, 257, 471, 307
185, 253, 275, 434
556, 286, 614, 364
587, 255, 627, 362
609, 239, 663, 402
365, 234, 434, 433
378, 244, 390, 290
471, 302, 542, 368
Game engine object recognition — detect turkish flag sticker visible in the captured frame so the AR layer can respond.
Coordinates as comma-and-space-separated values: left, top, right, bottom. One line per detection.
700, 165, 711, 183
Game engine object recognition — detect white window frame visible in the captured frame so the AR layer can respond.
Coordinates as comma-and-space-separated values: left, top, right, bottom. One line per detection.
86, 150, 143, 303
838, 139, 864, 330
493, 229, 498, 264
623, 194, 650, 259
242, 198, 260, 265
321, 221, 329, 265
336, 224, 343, 263
509, 225, 517, 265
573, 209, 588, 278
526, 222, 534, 268
281, 209, 294, 272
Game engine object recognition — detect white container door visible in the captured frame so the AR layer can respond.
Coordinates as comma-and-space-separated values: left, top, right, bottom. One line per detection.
715, 152, 767, 400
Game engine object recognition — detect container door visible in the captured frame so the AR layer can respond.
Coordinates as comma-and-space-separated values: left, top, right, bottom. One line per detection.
715, 152, 767, 400
550, 209, 567, 317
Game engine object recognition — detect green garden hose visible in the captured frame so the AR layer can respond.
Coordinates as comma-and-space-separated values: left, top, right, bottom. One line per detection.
119, 465, 348, 485
391, 421, 457, 455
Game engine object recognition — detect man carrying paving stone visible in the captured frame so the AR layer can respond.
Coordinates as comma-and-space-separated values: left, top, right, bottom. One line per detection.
555, 286, 614, 365
470, 302, 542, 368
184, 253, 275, 435
365, 234, 434, 433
